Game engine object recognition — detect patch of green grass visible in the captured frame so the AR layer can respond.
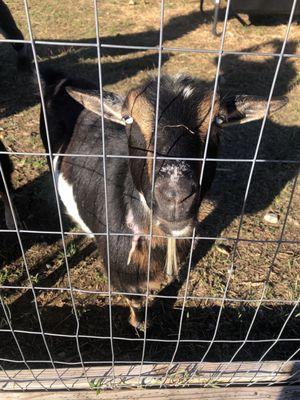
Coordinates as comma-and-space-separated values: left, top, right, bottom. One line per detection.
56, 242, 78, 267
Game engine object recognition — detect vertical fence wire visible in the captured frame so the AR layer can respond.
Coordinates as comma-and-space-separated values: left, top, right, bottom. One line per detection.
22, 0, 89, 388
0, 0, 299, 391
92, 0, 116, 387
213, 173, 298, 388
184, 0, 298, 387
0, 163, 65, 389
245, 177, 299, 387
182, 0, 233, 386
138, 0, 165, 385
203, 1, 299, 386
159, 228, 196, 388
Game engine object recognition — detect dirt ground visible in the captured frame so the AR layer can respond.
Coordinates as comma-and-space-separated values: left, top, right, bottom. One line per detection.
0, 0, 299, 371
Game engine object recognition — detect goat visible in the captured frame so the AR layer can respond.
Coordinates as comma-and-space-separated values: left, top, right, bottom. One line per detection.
0, 140, 17, 230
39, 70, 287, 329
0, 0, 32, 70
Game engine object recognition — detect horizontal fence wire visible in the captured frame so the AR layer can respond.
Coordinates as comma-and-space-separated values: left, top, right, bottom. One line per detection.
1, 150, 299, 163
0, 0, 299, 392
1, 357, 299, 366
0, 329, 300, 344
1, 276, 300, 303
0, 286, 299, 304
0, 229, 300, 245
1, 37, 300, 59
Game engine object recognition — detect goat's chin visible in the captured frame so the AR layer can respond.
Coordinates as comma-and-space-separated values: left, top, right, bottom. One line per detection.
170, 225, 194, 238
155, 217, 195, 238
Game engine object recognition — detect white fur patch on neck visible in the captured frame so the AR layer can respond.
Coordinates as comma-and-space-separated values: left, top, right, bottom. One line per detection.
126, 208, 141, 235
171, 225, 191, 237
126, 208, 141, 265
54, 155, 94, 238
139, 192, 149, 211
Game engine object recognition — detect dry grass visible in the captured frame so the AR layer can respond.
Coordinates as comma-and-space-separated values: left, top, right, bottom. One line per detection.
0, 0, 299, 366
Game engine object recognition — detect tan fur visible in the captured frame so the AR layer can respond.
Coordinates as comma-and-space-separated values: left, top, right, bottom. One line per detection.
129, 237, 167, 291
197, 91, 220, 139
124, 88, 155, 182
125, 88, 154, 141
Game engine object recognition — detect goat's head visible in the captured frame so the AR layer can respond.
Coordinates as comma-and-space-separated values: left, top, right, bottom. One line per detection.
66, 75, 287, 237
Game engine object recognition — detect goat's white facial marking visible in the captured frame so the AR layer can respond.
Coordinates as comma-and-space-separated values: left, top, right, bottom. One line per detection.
54, 156, 94, 238
139, 192, 149, 211
160, 162, 190, 183
171, 225, 192, 237
122, 115, 133, 125
182, 86, 194, 99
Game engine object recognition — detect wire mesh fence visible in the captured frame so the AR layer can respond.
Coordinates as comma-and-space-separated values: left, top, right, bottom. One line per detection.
0, 0, 299, 393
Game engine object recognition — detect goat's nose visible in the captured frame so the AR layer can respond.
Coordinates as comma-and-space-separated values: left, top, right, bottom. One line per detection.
154, 178, 197, 205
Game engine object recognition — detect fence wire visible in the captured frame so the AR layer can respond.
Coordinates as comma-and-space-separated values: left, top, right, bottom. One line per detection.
0, 0, 299, 392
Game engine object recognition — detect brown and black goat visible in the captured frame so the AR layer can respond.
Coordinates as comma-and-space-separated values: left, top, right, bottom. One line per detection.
40, 70, 287, 329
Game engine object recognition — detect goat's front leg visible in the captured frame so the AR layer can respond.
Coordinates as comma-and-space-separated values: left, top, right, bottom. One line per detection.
125, 296, 151, 332
0, 191, 20, 230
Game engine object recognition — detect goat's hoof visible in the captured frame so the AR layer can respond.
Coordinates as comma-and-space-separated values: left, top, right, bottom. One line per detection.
129, 309, 150, 332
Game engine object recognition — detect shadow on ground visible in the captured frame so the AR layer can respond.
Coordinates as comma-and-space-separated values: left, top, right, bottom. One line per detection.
0, 300, 299, 367
0, 17, 299, 368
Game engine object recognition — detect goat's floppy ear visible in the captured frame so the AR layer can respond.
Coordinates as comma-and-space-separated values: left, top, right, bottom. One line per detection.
65, 87, 126, 125
217, 95, 288, 127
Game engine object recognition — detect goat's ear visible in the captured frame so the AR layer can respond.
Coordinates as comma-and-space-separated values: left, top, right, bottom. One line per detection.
217, 95, 288, 127
65, 87, 126, 125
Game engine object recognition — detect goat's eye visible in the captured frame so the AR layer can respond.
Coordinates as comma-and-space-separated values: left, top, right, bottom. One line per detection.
122, 115, 134, 125
215, 116, 225, 126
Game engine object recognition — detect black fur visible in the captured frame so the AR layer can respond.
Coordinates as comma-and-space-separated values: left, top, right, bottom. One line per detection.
0, 140, 13, 194
39, 70, 221, 320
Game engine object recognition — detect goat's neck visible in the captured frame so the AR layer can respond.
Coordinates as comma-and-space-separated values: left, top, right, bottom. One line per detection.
124, 175, 179, 280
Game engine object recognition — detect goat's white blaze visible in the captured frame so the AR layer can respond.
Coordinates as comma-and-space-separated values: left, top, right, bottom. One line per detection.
182, 85, 194, 99
160, 162, 191, 186
53, 155, 94, 238
139, 192, 149, 211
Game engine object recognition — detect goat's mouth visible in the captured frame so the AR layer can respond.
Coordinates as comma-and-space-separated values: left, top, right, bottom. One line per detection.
155, 216, 195, 237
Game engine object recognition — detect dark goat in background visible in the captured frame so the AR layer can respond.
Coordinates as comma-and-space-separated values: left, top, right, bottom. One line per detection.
40, 70, 287, 329
0, 0, 32, 70
0, 140, 16, 229
0, 1, 31, 228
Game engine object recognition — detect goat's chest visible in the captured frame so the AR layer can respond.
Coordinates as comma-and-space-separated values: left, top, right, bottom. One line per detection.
53, 154, 98, 236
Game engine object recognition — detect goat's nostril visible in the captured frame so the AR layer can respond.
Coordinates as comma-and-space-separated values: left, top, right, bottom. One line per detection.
155, 182, 197, 205
164, 189, 177, 201
178, 186, 197, 204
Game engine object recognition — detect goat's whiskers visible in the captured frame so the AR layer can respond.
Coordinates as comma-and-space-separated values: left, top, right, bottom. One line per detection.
162, 124, 196, 135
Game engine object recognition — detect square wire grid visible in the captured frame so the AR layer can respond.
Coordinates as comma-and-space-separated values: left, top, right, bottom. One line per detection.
0, 0, 299, 391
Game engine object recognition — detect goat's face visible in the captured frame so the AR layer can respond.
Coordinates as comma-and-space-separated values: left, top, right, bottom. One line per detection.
121, 76, 219, 236
66, 75, 288, 236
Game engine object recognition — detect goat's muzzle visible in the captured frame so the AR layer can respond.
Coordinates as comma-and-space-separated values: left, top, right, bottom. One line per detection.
153, 175, 198, 236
